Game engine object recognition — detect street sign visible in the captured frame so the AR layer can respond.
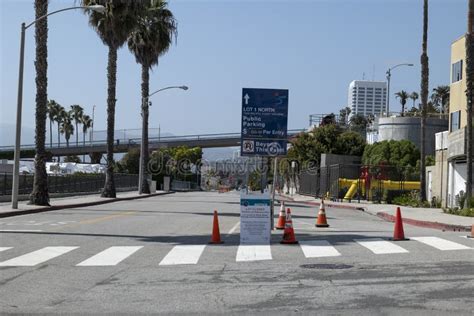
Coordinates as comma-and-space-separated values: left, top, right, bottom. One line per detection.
240, 190, 271, 244
241, 88, 289, 156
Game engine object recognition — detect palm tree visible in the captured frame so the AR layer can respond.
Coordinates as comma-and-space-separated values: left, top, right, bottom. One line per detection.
56, 105, 67, 147
127, 0, 177, 194
465, 0, 473, 207
47, 100, 60, 148
82, 0, 147, 198
431, 85, 450, 114
395, 90, 409, 116
420, 0, 429, 202
70, 104, 84, 146
81, 114, 93, 161
410, 92, 419, 109
60, 112, 74, 148
30, 0, 49, 206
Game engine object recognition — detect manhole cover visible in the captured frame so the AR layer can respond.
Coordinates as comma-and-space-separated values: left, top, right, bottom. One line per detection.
299, 263, 353, 270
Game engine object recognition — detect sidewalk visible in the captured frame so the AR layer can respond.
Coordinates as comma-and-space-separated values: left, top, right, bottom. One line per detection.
277, 193, 474, 232
0, 191, 172, 218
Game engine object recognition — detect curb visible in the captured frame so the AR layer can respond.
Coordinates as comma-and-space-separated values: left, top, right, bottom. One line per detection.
376, 211, 471, 232
276, 195, 366, 211
0, 191, 175, 218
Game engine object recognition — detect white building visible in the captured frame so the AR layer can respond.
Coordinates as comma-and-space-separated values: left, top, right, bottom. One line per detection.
348, 80, 387, 117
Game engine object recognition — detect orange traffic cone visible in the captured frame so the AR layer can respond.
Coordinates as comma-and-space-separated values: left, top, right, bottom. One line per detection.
275, 202, 286, 230
468, 225, 474, 238
209, 210, 223, 244
280, 208, 298, 244
391, 207, 409, 241
315, 199, 330, 228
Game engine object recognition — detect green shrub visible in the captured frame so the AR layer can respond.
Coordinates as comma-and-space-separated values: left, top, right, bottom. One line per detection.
392, 191, 430, 208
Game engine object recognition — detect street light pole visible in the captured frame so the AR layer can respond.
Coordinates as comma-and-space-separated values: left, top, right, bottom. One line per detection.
10, 5, 105, 209
138, 85, 188, 194
385, 63, 414, 117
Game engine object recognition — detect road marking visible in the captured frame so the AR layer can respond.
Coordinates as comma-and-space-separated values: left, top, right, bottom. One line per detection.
76, 246, 143, 266
159, 245, 206, 265
355, 238, 409, 254
411, 237, 471, 250
0, 230, 43, 232
0, 247, 13, 252
300, 240, 341, 258
59, 212, 137, 229
0, 246, 78, 266
227, 222, 240, 235
236, 245, 272, 262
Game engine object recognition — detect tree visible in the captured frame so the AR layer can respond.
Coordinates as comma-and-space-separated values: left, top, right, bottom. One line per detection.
81, 114, 93, 162
395, 90, 409, 116
362, 140, 420, 169
431, 85, 450, 114
64, 155, 81, 163
127, 0, 177, 194
336, 131, 366, 156
60, 112, 74, 147
420, 0, 429, 202
120, 148, 141, 174
338, 106, 351, 126
56, 105, 66, 147
410, 91, 419, 109
47, 100, 60, 148
29, 0, 49, 206
70, 104, 84, 146
465, 0, 473, 208
82, 0, 147, 197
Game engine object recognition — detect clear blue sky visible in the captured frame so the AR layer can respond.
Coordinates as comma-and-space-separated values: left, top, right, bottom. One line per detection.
0, 0, 468, 146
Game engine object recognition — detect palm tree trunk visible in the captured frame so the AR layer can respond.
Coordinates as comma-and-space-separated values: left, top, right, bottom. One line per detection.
419, 0, 429, 202
76, 122, 79, 146
29, 0, 49, 206
141, 64, 150, 194
102, 46, 117, 197
83, 130, 86, 162
57, 122, 60, 146
465, 0, 473, 207
49, 118, 52, 148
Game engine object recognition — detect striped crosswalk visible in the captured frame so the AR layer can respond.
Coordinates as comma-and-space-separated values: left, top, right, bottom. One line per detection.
0, 236, 471, 267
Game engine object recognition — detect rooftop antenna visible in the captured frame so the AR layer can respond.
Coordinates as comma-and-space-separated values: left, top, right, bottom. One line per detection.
362, 72, 366, 80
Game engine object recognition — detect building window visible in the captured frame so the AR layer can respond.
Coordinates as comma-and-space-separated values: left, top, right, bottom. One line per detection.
450, 110, 461, 131
452, 60, 463, 83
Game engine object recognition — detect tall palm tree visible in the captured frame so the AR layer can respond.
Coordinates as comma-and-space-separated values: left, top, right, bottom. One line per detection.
47, 100, 60, 148
420, 0, 429, 202
395, 90, 409, 116
60, 112, 74, 148
431, 85, 450, 114
56, 105, 66, 147
70, 104, 84, 146
465, 0, 473, 207
127, 0, 177, 194
81, 114, 93, 161
30, 0, 49, 206
82, 0, 147, 197
410, 92, 419, 109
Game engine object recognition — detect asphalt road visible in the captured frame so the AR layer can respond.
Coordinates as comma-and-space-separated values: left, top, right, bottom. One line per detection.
0, 192, 473, 315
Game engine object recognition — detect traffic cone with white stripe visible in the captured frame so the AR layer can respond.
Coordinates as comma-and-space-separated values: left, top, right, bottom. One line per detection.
315, 198, 330, 228
468, 225, 474, 238
275, 202, 286, 230
280, 208, 298, 244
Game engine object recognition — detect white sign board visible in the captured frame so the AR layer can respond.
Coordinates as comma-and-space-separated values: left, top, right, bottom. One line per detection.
240, 190, 271, 245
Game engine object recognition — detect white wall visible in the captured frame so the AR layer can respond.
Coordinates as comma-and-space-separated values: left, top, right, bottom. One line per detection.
447, 161, 466, 207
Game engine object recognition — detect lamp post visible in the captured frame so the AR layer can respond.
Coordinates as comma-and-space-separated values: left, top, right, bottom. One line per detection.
138, 85, 189, 194
385, 63, 414, 116
11, 5, 105, 209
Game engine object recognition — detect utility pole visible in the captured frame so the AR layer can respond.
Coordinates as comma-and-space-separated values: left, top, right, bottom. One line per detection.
465, 0, 473, 208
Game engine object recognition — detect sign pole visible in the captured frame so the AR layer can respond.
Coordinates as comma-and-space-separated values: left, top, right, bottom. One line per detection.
271, 157, 278, 230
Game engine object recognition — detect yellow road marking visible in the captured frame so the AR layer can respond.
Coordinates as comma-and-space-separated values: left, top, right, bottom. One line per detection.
58, 211, 137, 229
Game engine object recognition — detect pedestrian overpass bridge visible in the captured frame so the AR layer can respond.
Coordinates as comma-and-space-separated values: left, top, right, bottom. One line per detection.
0, 129, 306, 157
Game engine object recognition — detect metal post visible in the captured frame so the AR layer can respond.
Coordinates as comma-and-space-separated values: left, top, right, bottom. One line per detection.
271, 157, 278, 230
386, 69, 391, 117
11, 23, 26, 209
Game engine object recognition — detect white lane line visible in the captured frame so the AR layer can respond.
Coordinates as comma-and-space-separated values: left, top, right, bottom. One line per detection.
236, 245, 272, 262
159, 245, 206, 265
0, 246, 78, 266
76, 246, 143, 266
411, 237, 472, 250
227, 222, 240, 236
355, 238, 409, 254
300, 240, 341, 258
0, 230, 43, 232
0, 247, 13, 252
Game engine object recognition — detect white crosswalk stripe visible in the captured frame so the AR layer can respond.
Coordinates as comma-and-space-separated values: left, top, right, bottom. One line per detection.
236, 245, 272, 262
77, 246, 143, 266
0, 247, 78, 266
355, 238, 409, 254
0, 247, 13, 252
300, 240, 341, 258
411, 237, 471, 251
159, 245, 206, 265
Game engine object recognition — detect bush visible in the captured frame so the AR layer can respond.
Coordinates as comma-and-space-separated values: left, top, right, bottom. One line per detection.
392, 191, 430, 208
443, 207, 474, 217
